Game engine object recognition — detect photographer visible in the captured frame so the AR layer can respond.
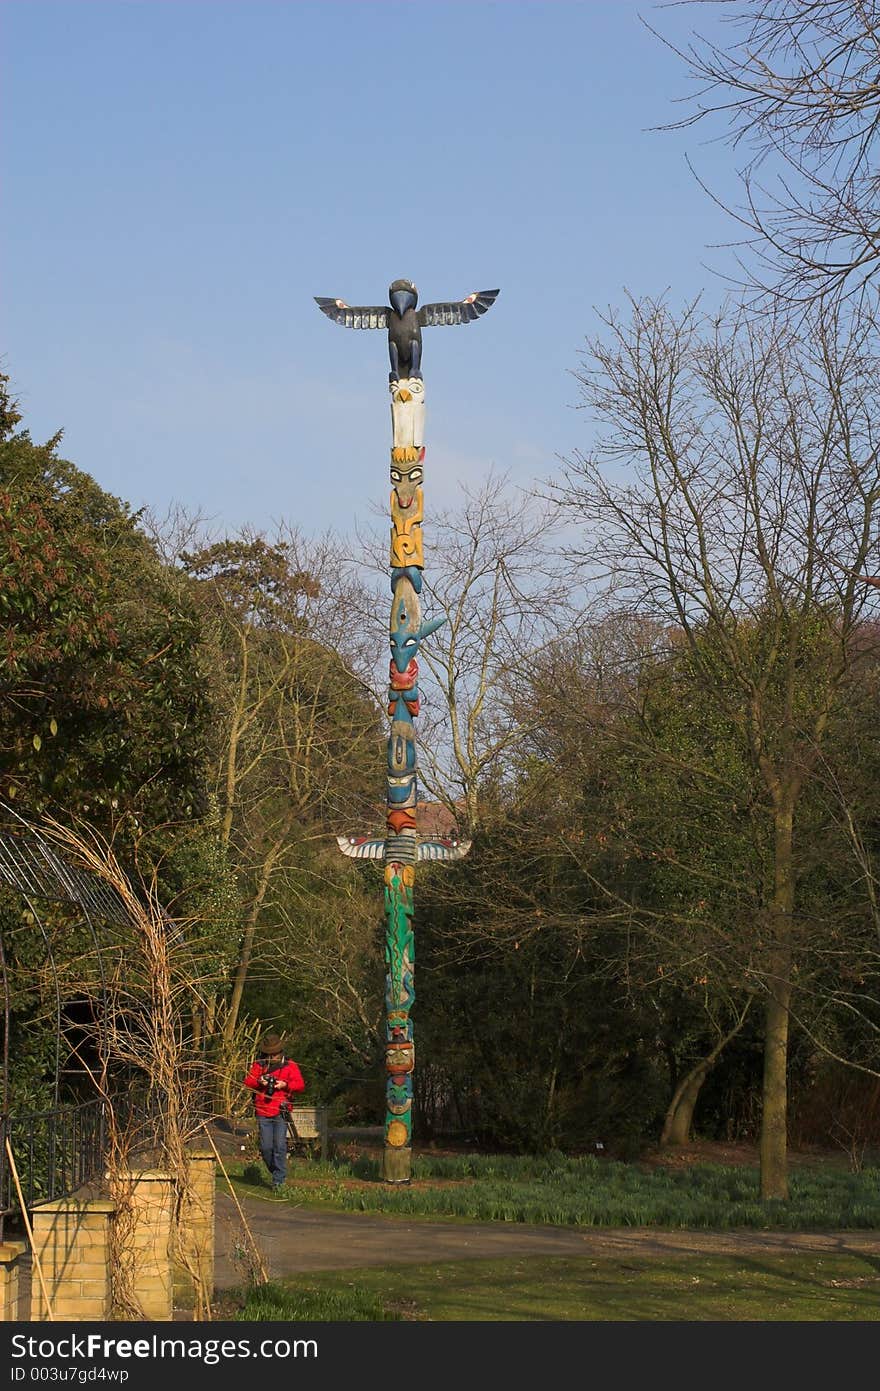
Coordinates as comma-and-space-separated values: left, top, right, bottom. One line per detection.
242, 1031, 305, 1191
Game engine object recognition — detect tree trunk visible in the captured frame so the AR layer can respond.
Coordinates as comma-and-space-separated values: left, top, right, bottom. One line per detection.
660, 1000, 753, 1147
760, 975, 791, 1198
760, 805, 794, 1200
223, 835, 286, 1042
661, 1068, 708, 1147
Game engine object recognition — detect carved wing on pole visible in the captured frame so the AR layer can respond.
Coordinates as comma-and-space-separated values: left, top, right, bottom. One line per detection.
337, 836, 387, 859
314, 298, 390, 331
418, 290, 499, 327
336, 835, 472, 862
417, 837, 472, 862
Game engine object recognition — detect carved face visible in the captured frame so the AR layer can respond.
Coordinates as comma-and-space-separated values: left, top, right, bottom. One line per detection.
388, 724, 416, 773
387, 772, 417, 807
386, 1040, 414, 1074
389, 588, 419, 674
390, 459, 423, 508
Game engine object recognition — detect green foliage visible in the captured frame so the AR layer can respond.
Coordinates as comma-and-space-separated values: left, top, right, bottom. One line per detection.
485, 607, 880, 1149
181, 537, 319, 629
223, 1150, 880, 1229
157, 798, 242, 971
0, 390, 210, 840
0, 881, 104, 1111
186, 534, 381, 837
413, 842, 670, 1154
236, 1279, 398, 1322
0, 376, 217, 1110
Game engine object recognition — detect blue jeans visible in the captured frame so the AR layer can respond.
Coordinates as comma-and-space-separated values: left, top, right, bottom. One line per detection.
258, 1115, 288, 1186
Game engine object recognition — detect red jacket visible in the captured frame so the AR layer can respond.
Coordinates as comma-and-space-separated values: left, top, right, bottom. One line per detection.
243, 1056, 306, 1118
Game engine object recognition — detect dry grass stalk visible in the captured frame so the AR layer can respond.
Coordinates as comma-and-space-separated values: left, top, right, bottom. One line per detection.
5, 1136, 55, 1320
200, 1122, 268, 1286
38, 815, 225, 1321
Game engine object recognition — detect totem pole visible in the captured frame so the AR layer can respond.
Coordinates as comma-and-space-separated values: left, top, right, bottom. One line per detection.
315, 278, 499, 1182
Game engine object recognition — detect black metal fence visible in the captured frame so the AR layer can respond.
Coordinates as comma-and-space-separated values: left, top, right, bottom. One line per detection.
0, 1099, 107, 1227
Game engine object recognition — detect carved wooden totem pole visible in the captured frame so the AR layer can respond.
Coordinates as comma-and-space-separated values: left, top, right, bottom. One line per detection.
315, 279, 499, 1181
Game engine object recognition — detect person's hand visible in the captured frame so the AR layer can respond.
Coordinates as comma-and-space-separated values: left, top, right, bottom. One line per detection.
276, 1080, 287, 1089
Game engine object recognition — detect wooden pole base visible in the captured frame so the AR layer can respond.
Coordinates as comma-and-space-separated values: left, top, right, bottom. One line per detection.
381, 1145, 412, 1184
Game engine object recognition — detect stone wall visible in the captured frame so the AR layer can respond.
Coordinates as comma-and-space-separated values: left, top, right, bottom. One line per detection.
0, 1241, 27, 1321
11, 1149, 217, 1322
29, 1196, 115, 1320
173, 1151, 216, 1316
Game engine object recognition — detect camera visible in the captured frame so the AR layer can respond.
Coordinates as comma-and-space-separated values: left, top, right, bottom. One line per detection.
264, 1074, 279, 1097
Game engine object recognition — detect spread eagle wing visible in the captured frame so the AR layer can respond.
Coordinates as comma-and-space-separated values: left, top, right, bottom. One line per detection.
337, 835, 386, 859
337, 834, 472, 862
314, 297, 390, 330
418, 289, 500, 328
417, 837, 472, 862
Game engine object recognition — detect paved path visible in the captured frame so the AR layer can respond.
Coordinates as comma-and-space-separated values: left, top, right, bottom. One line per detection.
213, 1190, 880, 1289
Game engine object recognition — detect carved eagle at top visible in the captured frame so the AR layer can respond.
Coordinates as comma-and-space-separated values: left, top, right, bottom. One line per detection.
314, 279, 500, 382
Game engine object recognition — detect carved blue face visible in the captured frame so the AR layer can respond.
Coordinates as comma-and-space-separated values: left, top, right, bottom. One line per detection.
390, 632, 418, 674
387, 772, 418, 805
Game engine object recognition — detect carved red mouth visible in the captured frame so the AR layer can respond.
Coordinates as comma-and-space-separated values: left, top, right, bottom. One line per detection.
389, 659, 419, 688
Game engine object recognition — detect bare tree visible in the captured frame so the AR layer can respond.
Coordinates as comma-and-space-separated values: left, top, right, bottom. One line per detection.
415, 473, 570, 834
507, 616, 770, 1148
351, 473, 570, 836
270, 864, 383, 1066
552, 292, 880, 1197
153, 520, 381, 1043
657, 0, 880, 305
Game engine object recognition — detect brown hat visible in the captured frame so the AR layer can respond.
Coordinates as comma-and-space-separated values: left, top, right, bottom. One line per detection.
259, 1032, 285, 1055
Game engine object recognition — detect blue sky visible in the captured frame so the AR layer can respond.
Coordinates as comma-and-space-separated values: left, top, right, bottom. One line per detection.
3, 0, 740, 539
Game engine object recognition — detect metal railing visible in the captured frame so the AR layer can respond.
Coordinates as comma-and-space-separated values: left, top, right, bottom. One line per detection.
0, 1091, 227, 1242
0, 1099, 106, 1227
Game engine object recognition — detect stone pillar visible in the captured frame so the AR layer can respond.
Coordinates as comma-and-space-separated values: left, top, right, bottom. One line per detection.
29, 1197, 115, 1321
119, 1169, 174, 1321
0, 1241, 27, 1321
173, 1150, 216, 1316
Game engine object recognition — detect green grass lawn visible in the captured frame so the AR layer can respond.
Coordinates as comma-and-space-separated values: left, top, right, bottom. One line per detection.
227, 1252, 880, 1321
216, 1150, 880, 1321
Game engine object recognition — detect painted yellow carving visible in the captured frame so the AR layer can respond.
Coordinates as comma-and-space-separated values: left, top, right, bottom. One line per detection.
389, 445, 420, 463
390, 487, 424, 567
387, 1120, 409, 1147
402, 865, 415, 887
396, 389, 412, 403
